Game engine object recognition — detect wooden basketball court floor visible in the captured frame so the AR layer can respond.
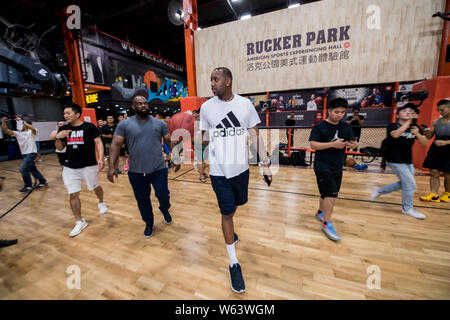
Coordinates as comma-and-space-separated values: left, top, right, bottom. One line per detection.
0, 154, 449, 300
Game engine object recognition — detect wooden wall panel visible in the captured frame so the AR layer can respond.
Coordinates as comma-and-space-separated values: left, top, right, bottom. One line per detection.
194, 0, 445, 97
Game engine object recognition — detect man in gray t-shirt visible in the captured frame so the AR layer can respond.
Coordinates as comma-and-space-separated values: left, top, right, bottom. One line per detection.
107, 95, 179, 238
114, 115, 167, 174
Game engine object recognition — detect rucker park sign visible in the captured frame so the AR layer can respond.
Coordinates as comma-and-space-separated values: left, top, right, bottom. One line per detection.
246, 25, 350, 56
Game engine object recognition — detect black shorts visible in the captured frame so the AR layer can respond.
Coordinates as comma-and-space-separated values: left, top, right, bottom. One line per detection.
423, 143, 450, 173
210, 170, 249, 215
315, 170, 343, 198
104, 142, 111, 156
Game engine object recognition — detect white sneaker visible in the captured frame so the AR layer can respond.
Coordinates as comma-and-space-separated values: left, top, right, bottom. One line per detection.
69, 218, 88, 237
370, 187, 380, 201
402, 208, 426, 219
98, 202, 108, 215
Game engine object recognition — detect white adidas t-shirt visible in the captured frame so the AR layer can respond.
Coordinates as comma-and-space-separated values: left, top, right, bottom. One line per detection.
199, 94, 261, 178
13, 129, 37, 155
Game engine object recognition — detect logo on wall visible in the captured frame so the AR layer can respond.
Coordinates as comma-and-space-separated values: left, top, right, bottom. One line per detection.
245, 25, 351, 72
111, 70, 187, 103
146, 77, 188, 103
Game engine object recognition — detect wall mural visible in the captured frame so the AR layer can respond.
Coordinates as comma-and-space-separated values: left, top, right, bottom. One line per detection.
146, 77, 188, 103
82, 28, 187, 105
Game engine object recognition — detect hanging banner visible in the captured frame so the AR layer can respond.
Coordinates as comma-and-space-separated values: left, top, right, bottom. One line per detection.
194, 0, 445, 96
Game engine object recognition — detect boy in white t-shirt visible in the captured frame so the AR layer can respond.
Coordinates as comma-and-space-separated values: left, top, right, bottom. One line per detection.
200, 67, 272, 294
2, 116, 47, 192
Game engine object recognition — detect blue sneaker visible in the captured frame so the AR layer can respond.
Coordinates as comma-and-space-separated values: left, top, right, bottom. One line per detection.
229, 263, 245, 293
321, 222, 341, 241
315, 211, 325, 223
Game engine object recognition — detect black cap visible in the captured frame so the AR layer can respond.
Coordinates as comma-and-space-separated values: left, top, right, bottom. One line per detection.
397, 102, 419, 114
437, 98, 450, 106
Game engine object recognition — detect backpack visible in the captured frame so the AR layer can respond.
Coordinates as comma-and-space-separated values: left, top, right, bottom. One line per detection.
380, 137, 389, 158
380, 123, 398, 158
359, 147, 381, 157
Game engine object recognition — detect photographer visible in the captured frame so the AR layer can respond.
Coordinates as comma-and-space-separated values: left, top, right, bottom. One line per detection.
420, 98, 450, 203
284, 112, 296, 146
346, 107, 365, 150
1, 116, 47, 192
371, 103, 428, 219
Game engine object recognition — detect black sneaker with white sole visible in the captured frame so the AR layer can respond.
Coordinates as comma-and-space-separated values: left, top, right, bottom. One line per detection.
19, 186, 32, 192
234, 233, 238, 244
0, 239, 18, 248
144, 222, 155, 238
229, 263, 245, 293
160, 210, 172, 225
37, 182, 48, 187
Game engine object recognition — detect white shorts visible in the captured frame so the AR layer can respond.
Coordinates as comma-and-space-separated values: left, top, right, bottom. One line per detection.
62, 165, 99, 194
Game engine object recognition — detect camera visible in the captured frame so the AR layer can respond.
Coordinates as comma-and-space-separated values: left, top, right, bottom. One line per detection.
394, 90, 428, 103
0, 109, 13, 119
0, 45, 68, 98
0, 110, 23, 131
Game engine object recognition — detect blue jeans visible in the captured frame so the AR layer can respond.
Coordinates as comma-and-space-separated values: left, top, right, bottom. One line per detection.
128, 168, 171, 225
20, 153, 46, 187
378, 162, 416, 211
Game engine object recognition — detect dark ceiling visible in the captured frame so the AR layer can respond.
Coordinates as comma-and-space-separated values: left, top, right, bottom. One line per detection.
0, 0, 320, 70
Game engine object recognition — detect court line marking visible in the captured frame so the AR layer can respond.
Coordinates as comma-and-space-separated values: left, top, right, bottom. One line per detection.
172, 178, 450, 212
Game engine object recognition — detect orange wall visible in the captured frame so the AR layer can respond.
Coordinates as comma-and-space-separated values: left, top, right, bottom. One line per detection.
180, 96, 207, 113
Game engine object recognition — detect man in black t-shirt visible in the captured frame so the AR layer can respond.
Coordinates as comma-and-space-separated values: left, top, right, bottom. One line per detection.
346, 107, 365, 143
55, 103, 108, 237
370, 103, 428, 219
284, 112, 296, 146
309, 98, 357, 241
102, 115, 116, 156
102, 115, 121, 173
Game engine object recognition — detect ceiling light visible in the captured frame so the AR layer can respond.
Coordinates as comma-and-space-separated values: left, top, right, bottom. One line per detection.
289, 3, 300, 9
240, 14, 251, 20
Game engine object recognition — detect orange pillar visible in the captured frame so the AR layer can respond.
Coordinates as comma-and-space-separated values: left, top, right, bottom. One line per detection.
183, 0, 198, 97
62, 8, 87, 108
437, 0, 450, 76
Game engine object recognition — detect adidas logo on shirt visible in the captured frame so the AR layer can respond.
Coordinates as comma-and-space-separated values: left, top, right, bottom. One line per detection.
213, 127, 245, 138
213, 111, 245, 138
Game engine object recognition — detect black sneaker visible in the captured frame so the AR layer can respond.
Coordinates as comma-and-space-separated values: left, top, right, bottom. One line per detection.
0, 239, 18, 248
19, 186, 32, 192
116, 169, 122, 174
144, 222, 154, 238
229, 263, 246, 293
234, 233, 239, 244
160, 210, 172, 225
37, 182, 48, 187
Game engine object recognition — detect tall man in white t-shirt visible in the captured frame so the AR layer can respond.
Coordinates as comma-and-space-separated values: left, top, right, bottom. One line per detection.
2, 116, 47, 192
200, 67, 272, 293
